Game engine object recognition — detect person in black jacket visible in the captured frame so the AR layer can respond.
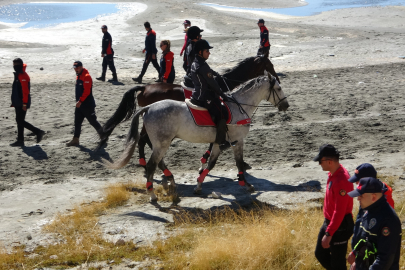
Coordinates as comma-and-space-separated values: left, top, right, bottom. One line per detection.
132, 22, 160, 84
10, 58, 45, 147
190, 40, 234, 151
347, 177, 401, 270
96, 25, 118, 82
96, 25, 117, 82
67, 61, 102, 147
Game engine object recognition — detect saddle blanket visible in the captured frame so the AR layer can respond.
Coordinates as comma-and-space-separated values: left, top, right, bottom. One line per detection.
182, 82, 251, 127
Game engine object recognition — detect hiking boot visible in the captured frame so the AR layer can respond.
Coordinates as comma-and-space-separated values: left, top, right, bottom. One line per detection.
36, 130, 46, 143
108, 74, 118, 82
10, 140, 24, 147
96, 76, 105, 82
132, 77, 142, 84
66, 137, 79, 147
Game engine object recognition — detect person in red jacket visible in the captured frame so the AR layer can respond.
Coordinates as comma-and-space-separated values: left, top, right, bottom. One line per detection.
257, 19, 271, 58
180, 20, 191, 72
313, 144, 354, 270
10, 58, 45, 147
66, 61, 102, 147
159, 40, 175, 83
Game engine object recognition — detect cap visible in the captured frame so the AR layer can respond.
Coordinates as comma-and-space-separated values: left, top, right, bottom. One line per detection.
348, 163, 377, 183
187, 26, 204, 40
183, 20, 191, 25
73, 61, 83, 68
101, 25, 107, 29
313, 144, 339, 161
348, 177, 383, 197
257, 19, 265, 24
194, 39, 213, 54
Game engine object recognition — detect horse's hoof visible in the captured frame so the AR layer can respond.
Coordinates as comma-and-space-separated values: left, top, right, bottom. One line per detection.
193, 188, 202, 195
162, 182, 169, 190
246, 185, 255, 193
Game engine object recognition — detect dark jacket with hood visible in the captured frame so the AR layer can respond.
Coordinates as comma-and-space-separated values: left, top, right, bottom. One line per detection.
11, 64, 31, 109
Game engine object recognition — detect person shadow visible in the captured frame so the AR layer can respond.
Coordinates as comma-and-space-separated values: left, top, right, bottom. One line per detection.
110, 81, 125, 86
78, 144, 111, 162
22, 145, 48, 160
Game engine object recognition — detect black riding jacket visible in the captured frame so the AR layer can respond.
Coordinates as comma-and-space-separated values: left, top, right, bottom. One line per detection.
190, 55, 225, 102
352, 196, 401, 270
185, 40, 196, 75
102, 31, 114, 55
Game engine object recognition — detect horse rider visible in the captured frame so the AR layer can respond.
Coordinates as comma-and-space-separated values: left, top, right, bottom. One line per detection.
184, 26, 203, 87
96, 25, 118, 82
132, 22, 160, 84
257, 19, 271, 58
190, 39, 233, 150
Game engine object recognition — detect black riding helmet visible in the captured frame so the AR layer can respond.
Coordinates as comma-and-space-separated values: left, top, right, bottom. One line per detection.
194, 39, 213, 54
187, 26, 203, 40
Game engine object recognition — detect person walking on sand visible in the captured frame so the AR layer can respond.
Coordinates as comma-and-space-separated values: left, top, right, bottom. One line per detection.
180, 20, 191, 72
257, 19, 271, 58
132, 22, 160, 84
313, 144, 354, 270
10, 58, 45, 147
96, 25, 118, 83
159, 40, 175, 83
67, 61, 102, 147
347, 177, 401, 270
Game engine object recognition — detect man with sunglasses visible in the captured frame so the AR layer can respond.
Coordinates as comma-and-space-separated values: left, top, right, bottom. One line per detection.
313, 144, 354, 270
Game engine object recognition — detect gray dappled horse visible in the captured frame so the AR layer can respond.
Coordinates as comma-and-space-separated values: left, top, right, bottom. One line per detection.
105, 72, 289, 201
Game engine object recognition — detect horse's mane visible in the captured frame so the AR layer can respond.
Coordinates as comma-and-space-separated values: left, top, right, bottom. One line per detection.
231, 75, 268, 95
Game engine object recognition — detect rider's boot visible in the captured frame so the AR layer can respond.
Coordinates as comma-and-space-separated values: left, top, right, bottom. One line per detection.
215, 119, 236, 151
108, 73, 118, 82
96, 72, 106, 82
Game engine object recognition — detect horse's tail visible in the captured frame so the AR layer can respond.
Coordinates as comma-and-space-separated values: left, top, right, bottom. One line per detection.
104, 106, 150, 169
98, 86, 144, 148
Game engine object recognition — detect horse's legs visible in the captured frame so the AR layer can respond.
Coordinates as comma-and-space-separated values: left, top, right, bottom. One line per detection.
199, 143, 213, 174
232, 139, 254, 192
194, 144, 221, 194
146, 144, 170, 201
138, 126, 152, 168
157, 158, 176, 192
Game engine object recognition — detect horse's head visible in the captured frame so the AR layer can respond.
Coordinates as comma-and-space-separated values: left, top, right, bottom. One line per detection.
264, 71, 289, 111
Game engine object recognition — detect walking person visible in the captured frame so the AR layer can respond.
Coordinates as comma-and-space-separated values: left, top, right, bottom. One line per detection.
10, 58, 45, 147
257, 19, 271, 58
313, 144, 354, 270
67, 61, 102, 147
159, 40, 175, 83
180, 20, 191, 72
132, 22, 160, 84
96, 25, 118, 82
347, 177, 401, 270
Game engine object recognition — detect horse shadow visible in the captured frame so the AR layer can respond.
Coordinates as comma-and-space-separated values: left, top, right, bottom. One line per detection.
22, 145, 48, 160
152, 171, 321, 207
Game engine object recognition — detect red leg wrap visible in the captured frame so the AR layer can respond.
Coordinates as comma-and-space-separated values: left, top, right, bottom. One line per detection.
197, 169, 210, 183
238, 181, 246, 186
139, 158, 147, 166
200, 150, 211, 164
146, 182, 153, 190
163, 169, 172, 177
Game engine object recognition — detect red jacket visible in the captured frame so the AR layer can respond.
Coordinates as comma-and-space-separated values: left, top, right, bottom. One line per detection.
160, 51, 174, 80
180, 32, 188, 55
383, 182, 395, 208
324, 165, 354, 236
259, 26, 270, 47
11, 64, 31, 108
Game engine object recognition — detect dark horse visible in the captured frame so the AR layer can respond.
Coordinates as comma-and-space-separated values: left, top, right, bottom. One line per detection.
98, 55, 280, 167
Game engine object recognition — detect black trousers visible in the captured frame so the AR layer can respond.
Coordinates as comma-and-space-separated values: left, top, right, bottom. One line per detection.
15, 107, 41, 142
257, 46, 270, 58
74, 107, 102, 138
315, 215, 354, 270
139, 53, 160, 79
102, 54, 116, 76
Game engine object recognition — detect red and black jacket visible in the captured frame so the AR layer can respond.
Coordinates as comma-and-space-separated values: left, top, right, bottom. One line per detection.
102, 31, 114, 55
11, 64, 31, 109
260, 26, 270, 47
160, 51, 175, 80
75, 68, 96, 108
145, 29, 158, 55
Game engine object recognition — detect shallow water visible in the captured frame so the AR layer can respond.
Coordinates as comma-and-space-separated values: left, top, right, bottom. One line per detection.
204, 0, 405, 16
0, 3, 119, 28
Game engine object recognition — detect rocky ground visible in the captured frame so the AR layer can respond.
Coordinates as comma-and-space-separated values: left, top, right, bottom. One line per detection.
1, 0, 405, 268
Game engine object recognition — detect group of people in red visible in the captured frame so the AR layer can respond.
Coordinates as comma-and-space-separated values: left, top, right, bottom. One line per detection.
314, 144, 401, 270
